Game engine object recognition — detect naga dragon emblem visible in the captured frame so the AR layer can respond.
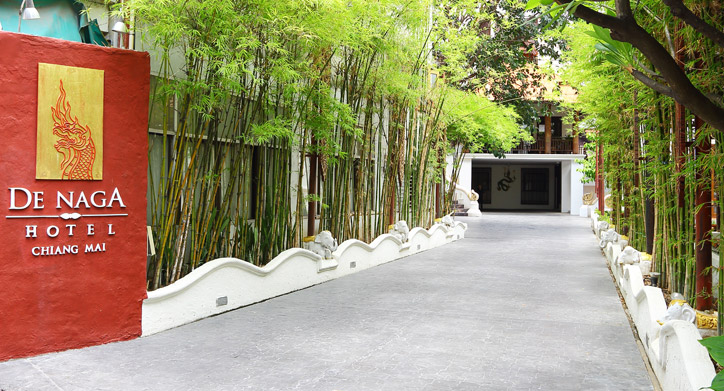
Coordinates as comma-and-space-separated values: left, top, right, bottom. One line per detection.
496, 167, 516, 192
51, 80, 96, 180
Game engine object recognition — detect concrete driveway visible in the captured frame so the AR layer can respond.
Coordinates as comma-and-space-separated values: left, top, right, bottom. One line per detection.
0, 212, 655, 390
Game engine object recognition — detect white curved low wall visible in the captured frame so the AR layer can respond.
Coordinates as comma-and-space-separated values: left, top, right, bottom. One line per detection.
142, 222, 467, 336
592, 216, 715, 391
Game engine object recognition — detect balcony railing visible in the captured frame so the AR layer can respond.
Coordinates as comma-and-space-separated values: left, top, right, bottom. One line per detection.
509, 134, 585, 154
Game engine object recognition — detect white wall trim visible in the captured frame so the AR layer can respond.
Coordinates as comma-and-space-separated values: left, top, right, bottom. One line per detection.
592, 216, 716, 391
142, 222, 468, 336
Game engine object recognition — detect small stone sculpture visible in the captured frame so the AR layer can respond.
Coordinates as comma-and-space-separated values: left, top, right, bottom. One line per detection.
304, 230, 338, 259
662, 293, 696, 324
596, 220, 610, 232
442, 215, 455, 228
389, 220, 410, 243
618, 235, 629, 248
599, 228, 619, 249
616, 246, 641, 265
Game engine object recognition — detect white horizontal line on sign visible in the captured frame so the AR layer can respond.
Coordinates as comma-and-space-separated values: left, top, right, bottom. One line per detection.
5, 214, 128, 219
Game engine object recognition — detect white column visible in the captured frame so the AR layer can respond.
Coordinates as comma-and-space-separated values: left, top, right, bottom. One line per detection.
445, 155, 454, 180
561, 160, 571, 213
458, 156, 472, 191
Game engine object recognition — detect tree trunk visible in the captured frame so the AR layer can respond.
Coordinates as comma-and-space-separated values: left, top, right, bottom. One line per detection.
596, 134, 605, 213
571, 2, 724, 133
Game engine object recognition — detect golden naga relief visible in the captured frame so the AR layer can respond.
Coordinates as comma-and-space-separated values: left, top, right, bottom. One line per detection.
52, 80, 96, 179
582, 192, 596, 206
36, 63, 104, 180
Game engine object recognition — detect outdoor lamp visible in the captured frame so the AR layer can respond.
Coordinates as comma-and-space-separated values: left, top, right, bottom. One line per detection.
112, 19, 127, 49
21, 0, 39, 19
112, 21, 127, 34
18, 0, 40, 32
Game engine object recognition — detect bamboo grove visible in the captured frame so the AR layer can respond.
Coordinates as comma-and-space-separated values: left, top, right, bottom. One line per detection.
125, 0, 527, 289
561, 9, 724, 323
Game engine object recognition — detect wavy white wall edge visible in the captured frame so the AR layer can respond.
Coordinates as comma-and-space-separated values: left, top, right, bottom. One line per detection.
590, 217, 715, 391
142, 222, 468, 336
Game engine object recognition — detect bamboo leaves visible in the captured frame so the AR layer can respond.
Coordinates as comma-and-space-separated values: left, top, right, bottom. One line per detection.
134, 0, 535, 290
584, 25, 634, 69
134, 0, 443, 288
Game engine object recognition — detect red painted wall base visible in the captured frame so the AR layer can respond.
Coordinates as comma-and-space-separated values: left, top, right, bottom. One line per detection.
0, 32, 149, 361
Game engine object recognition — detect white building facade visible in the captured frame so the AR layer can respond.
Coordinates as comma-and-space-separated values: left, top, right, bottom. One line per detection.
450, 153, 586, 214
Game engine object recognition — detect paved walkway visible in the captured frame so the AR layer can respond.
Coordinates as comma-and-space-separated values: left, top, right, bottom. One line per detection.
0, 212, 654, 391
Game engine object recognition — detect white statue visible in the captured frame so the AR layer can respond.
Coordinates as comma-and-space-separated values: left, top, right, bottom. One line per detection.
304, 230, 338, 259
616, 246, 641, 265
442, 215, 455, 228
599, 228, 619, 249
582, 192, 596, 206
596, 220, 610, 232
389, 220, 410, 243
467, 192, 483, 217
662, 293, 696, 324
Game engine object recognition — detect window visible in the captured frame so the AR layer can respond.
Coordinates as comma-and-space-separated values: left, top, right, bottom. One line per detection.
521, 168, 549, 205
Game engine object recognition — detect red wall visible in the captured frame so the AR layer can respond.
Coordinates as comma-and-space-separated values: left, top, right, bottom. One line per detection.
0, 32, 149, 360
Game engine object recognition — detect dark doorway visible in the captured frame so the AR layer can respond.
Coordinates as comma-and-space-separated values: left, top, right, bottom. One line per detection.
472, 167, 491, 205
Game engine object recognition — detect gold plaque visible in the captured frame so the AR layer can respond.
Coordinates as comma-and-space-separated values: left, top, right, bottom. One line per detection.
36, 63, 103, 180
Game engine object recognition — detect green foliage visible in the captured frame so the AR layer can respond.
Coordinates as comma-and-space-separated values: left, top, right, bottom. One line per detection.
130, 0, 542, 289
525, 0, 585, 29
700, 336, 724, 390
596, 210, 611, 224
584, 25, 633, 68
434, 0, 568, 129
527, 0, 724, 118
557, 16, 724, 309
442, 87, 529, 154
576, 136, 597, 183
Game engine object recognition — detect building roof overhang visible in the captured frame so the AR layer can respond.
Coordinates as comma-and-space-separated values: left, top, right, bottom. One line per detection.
466, 153, 585, 165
